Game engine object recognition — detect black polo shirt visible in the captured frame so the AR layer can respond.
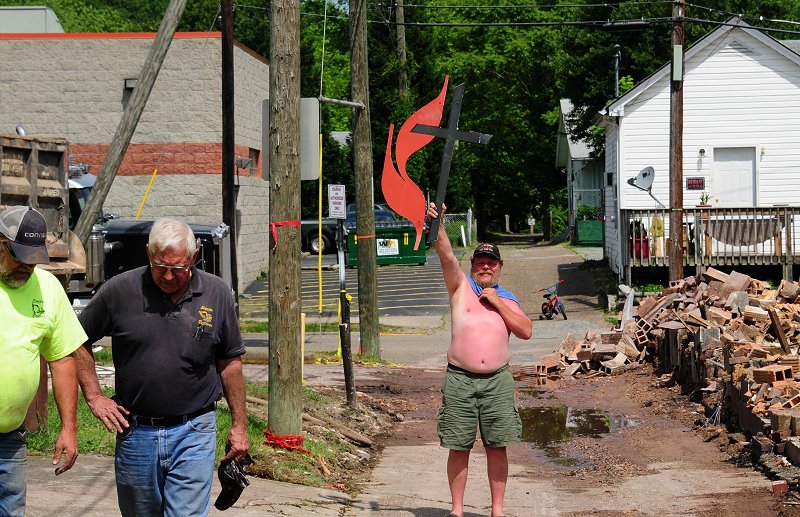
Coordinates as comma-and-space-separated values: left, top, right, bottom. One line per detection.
79, 266, 245, 417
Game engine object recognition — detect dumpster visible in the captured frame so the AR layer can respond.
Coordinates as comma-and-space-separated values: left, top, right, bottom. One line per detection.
576, 220, 603, 245
347, 222, 427, 266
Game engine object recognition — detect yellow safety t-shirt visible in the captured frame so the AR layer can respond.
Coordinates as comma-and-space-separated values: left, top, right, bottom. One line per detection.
0, 268, 87, 432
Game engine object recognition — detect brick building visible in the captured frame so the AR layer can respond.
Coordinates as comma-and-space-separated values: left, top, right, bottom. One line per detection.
0, 32, 270, 290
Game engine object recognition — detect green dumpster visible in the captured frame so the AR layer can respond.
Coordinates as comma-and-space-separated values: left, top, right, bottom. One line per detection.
347, 223, 427, 266
576, 220, 603, 245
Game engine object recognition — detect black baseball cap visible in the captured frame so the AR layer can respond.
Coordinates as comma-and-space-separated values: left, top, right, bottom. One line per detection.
0, 206, 50, 265
472, 243, 501, 261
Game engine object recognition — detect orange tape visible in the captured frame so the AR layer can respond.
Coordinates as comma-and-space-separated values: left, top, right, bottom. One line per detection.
263, 429, 310, 454
270, 221, 301, 252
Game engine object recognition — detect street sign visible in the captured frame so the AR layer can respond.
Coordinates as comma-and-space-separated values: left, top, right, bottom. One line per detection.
261, 97, 321, 181
328, 184, 346, 219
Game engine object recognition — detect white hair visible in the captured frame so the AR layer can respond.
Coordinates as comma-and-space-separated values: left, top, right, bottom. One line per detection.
148, 218, 196, 259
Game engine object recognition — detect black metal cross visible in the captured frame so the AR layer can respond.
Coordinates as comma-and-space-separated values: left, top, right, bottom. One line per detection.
412, 83, 492, 245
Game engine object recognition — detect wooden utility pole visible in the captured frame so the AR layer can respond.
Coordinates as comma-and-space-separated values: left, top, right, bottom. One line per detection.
396, 0, 408, 97
668, 0, 685, 281
350, 0, 380, 357
268, 0, 303, 435
74, 0, 187, 244
221, 0, 239, 305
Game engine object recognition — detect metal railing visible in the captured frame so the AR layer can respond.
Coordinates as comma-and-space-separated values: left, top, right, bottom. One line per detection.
621, 206, 798, 275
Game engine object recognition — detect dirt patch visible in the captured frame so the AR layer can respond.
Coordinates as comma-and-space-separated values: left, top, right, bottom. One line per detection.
344, 364, 800, 516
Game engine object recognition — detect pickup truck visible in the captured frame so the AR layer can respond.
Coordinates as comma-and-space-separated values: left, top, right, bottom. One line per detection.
301, 206, 397, 254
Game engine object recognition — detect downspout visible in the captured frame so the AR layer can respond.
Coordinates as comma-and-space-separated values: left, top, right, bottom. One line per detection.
615, 114, 624, 282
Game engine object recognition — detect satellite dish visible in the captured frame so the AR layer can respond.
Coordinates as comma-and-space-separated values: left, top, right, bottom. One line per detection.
627, 166, 665, 208
627, 166, 654, 191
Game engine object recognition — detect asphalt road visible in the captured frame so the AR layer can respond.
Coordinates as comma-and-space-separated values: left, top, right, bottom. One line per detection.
240, 250, 452, 321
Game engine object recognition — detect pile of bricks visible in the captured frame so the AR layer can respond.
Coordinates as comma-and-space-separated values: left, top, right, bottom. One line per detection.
558, 266, 800, 473
520, 325, 650, 385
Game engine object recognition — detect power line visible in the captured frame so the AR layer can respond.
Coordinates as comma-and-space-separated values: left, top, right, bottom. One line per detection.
390, 17, 671, 28
685, 17, 800, 36
387, 1, 672, 8
381, 2, 616, 9
233, 2, 800, 35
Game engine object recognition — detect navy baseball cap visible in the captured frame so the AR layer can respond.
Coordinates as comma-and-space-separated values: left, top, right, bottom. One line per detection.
0, 206, 50, 264
472, 243, 501, 261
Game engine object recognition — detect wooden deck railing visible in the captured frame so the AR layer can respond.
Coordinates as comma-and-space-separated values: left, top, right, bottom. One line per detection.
621, 207, 798, 279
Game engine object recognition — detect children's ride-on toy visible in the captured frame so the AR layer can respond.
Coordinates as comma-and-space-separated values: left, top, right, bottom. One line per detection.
539, 280, 566, 320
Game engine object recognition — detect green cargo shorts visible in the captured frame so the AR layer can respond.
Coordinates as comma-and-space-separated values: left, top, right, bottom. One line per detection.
437, 364, 521, 450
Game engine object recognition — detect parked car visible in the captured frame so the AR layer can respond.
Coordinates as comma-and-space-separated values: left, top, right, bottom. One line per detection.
300, 216, 338, 254
300, 207, 398, 254
345, 207, 397, 226
346, 202, 391, 213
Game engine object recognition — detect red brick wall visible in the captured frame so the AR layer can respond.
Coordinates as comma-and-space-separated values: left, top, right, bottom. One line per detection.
69, 143, 259, 176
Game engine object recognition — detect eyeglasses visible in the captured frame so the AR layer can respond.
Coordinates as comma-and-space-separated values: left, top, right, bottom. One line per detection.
149, 261, 190, 274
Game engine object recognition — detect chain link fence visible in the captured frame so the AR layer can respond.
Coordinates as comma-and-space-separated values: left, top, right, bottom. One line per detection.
442, 210, 474, 248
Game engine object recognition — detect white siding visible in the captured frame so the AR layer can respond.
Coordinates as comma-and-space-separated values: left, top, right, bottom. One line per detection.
603, 123, 622, 276
614, 27, 800, 210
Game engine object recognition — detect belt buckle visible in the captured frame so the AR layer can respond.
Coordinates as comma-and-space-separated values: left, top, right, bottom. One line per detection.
149, 416, 168, 427
137, 415, 164, 427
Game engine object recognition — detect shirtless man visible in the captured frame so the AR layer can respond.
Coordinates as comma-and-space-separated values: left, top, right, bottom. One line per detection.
427, 203, 532, 517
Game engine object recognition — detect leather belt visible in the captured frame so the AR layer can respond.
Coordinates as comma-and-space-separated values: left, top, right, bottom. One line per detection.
132, 404, 215, 427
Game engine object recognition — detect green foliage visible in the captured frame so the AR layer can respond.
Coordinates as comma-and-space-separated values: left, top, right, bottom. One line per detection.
92, 346, 113, 366
550, 204, 569, 237
576, 204, 599, 220
618, 75, 635, 96
632, 283, 665, 294
214, 401, 270, 461
0, 0, 144, 31
26, 379, 357, 488
15, 0, 800, 234
27, 387, 119, 456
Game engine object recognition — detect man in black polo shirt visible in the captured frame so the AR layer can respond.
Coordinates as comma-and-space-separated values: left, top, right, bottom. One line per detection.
75, 218, 248, 517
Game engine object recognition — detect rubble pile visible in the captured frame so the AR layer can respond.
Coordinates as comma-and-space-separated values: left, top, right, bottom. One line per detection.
520, 267, 800, 478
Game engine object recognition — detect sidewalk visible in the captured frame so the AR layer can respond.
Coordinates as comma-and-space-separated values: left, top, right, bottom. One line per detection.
25, 244, 608, 516
25, 453, 352, 517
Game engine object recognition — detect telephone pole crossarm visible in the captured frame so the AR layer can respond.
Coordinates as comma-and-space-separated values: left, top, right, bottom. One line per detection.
318, 96, 365, 110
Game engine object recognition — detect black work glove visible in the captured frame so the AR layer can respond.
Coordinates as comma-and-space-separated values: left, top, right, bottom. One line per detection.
214, 453, 254, 511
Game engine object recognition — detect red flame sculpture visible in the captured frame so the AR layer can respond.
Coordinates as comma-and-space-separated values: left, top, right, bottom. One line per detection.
381, 76, 449, 250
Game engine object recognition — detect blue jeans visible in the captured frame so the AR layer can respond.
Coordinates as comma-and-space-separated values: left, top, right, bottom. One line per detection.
0, 429, 27, 517
115, 410, 217, 517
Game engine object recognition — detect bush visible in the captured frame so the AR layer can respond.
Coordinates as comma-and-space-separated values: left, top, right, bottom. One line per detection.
576, 204, 599, 220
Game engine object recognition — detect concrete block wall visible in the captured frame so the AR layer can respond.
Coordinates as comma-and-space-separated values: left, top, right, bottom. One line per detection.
0, 32, 271, 290
0, 34, 225, 142
104, 173, 269, 292
234, 45, 269, 153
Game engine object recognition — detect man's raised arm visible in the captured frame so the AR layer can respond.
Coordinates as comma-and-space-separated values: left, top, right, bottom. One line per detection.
426, 203, 462, 294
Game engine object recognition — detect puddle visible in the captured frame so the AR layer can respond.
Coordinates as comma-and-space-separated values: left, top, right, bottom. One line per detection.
519, 406, 638, 466
517, 387, 555, 400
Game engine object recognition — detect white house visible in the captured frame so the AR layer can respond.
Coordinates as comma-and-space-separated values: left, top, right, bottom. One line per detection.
556, 98, 604, 244
595, 18, 800, 282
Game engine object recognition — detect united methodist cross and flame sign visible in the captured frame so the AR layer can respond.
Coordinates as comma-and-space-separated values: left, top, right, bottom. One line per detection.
380, 76, 492, 251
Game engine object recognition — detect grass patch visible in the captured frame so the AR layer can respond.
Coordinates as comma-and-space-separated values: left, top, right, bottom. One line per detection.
239, 320, 269, 333
632, 283, 665, 294
27, 387, 119, 456
91, 346, 114, 366
240, 320, 431, 335
28, 379, 393, 495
